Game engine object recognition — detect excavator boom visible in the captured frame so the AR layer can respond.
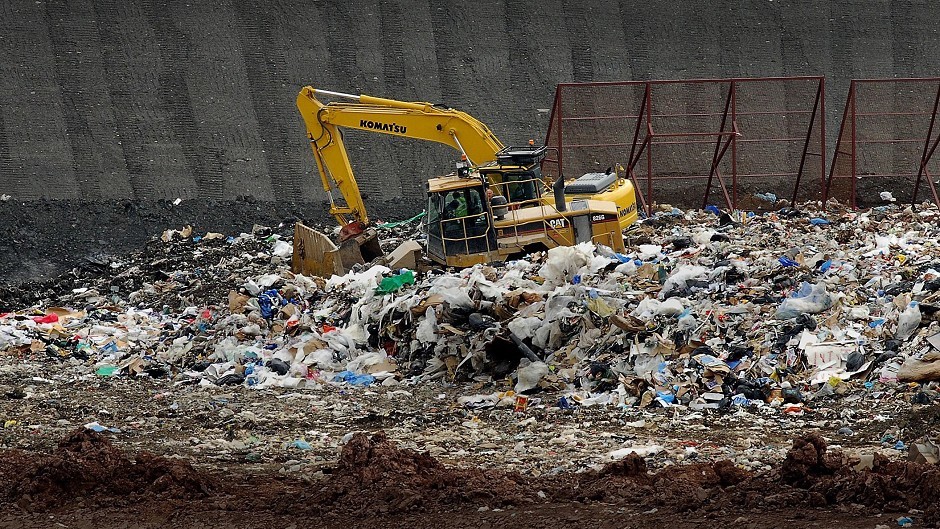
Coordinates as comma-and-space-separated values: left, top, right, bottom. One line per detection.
293, 85, 636, 276
297, 86, 505, 228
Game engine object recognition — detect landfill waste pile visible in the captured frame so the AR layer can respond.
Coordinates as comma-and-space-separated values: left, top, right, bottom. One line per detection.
3, 200, 940, 507
5, 202, 940, 397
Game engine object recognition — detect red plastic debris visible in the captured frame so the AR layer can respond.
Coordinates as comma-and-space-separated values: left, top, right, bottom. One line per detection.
32, 313, 59, 324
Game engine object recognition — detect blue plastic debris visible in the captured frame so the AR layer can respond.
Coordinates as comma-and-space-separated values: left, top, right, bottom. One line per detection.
810, 217, 831, 225
333, 371, 376, 386
258, 289, 285, 319
292, 439, 312, 450
84, 422, 121, 433
819, 259, 832, 272
704, 205, 721, 215
778, 257, 799, 267
897, 516, 914, 527
655, 391, 675, 404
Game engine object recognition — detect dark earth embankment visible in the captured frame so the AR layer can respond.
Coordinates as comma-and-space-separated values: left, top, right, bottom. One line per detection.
0, 198, 422, 284
4, 0, 940, 282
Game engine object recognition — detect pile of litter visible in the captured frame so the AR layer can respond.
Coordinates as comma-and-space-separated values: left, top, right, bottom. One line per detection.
2, 202, 940, 421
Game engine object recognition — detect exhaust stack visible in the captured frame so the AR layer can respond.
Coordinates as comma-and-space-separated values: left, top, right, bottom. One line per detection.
553, 174, 567, 212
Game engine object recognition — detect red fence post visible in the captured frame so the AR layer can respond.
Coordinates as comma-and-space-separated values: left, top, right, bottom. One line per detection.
850, 81, 857, 209
646, 82, 654, 216
544, 76, 827, 213
820, 78, 826, 200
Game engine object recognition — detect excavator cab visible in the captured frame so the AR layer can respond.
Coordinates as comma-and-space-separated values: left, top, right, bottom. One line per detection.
484, 168, 543, 208
425, 178, 497, 265
293, 86, 636, 273
479, 145, 549, 211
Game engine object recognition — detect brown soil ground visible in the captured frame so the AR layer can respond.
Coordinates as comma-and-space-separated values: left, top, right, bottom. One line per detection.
0, 429, 933, 529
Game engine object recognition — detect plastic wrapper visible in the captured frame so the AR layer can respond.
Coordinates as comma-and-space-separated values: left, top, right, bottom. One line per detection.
775, 282, 833, 319
514, 360, 550, 393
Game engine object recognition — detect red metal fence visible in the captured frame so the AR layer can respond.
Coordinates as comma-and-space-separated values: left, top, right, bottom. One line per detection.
542, 77, 826, 215
825, 78, 940, 208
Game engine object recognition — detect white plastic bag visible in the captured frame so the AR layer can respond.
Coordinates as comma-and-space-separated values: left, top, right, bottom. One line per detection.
515, 360, 550, 393
659, 265, 708, 299
508, 316, 543, 340
775, 282, 833, 319
416, 307, 439, 343
895, 302, 922, 341
272, 240, 293, 258
538, 244, 592, 285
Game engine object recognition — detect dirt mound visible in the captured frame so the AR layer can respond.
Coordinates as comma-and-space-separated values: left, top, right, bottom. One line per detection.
780, 432, 843, 486
318, 433, 755, 515
0, 429, 214, 510
570, 454, 751, 511
319, 431, 529, 514
779, 434, 940, 522
0, 198, 422, 289
703, 434, 940, 523
300, 432, 940, 518
598, 452, 650, 479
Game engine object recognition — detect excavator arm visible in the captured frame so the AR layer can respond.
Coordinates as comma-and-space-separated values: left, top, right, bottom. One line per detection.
296, 86, 505, 228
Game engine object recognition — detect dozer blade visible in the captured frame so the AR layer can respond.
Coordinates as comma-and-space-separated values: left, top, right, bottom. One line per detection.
292, 222, 384, 277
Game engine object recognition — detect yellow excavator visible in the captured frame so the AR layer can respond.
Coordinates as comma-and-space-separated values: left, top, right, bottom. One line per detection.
292, 86, 638, 274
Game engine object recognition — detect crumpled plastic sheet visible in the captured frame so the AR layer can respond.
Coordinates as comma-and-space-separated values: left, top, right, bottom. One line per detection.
775, 282, 833, 319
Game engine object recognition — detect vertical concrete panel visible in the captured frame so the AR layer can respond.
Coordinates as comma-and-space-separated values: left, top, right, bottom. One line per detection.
0, 0, 77, 198
44, 0, 132, 199
172, 2, 273, 200
93, 0, 193, 200
231, 0, 312, 201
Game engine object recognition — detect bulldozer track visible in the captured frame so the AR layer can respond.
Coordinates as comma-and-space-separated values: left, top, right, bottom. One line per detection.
91, 0, 153, 200
618, 0, 649, 81
232, 0, 305, 201
429, 3, 463, 106
562, 0, 594, 83
380, 0, 407, 92
44, 0, 102, 199
0, 95, 12, 198
313, 0, 389, 201
316, 0, 359, 89
141, 0, 224, 201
